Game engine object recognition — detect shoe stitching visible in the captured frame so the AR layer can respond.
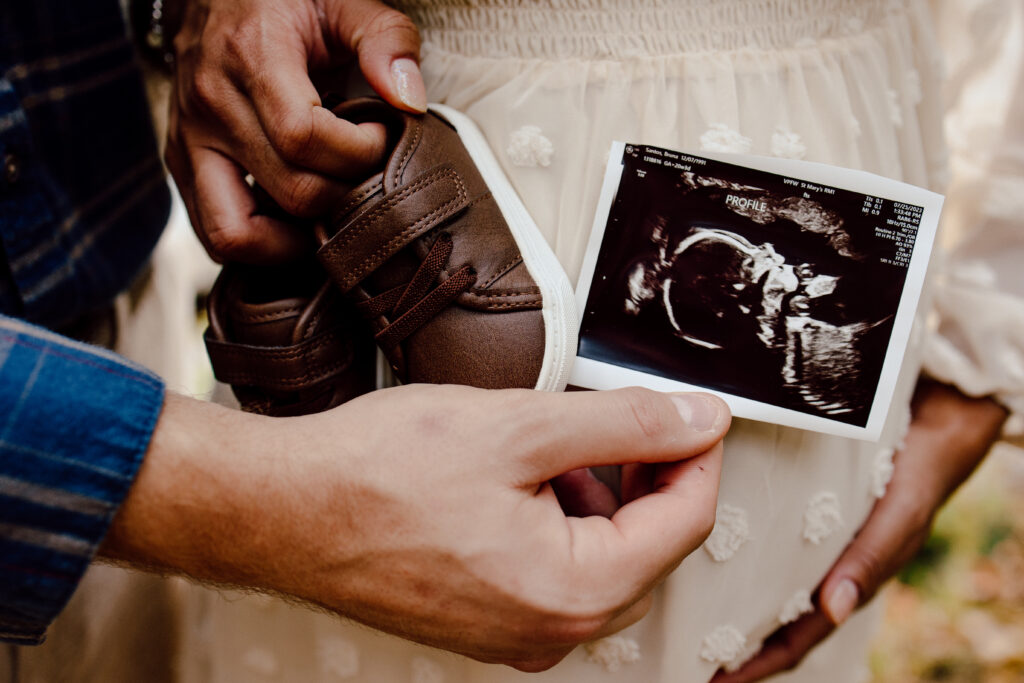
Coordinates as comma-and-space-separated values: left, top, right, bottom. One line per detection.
350, 181, 466, 291
334, 179, 384, 221
223, 360, 350, 388
393, 119, 423, 187
476, 255, 524, 289
212, 333, 354, 388
323, 166, 462, 262
466, 289, 540, 298
476, 301, 542, 311
210, 331, 343, 362
329, 170, 468, 292
432, 190, 514, 285
234, 307, 304, 323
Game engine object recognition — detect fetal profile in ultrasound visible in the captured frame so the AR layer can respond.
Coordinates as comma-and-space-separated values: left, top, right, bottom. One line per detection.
579, 153, 913, 427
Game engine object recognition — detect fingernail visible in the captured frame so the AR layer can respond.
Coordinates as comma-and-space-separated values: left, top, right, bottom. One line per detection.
825, 579, 859, 625
390, 58, 427, 112
671, 394, 722, 432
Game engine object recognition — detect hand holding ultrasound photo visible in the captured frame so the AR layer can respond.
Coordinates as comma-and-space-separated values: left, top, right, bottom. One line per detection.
571, 143, 944, 440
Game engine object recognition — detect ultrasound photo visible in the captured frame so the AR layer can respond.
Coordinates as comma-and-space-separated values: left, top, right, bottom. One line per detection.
572, 144, 943, 438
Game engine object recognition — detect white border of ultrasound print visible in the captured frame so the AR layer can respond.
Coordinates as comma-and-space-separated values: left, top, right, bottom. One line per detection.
571, 141, 945, 442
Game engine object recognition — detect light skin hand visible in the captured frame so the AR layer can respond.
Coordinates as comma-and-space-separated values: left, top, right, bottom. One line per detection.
712, 380, 1008, 682
99, 385, 730, 671
165, 0, 426, 263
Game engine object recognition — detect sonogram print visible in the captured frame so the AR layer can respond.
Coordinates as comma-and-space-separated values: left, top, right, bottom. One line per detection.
578, 147, 919, 427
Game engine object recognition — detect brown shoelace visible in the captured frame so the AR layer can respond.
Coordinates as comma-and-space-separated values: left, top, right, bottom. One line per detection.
355, 232, 477, 349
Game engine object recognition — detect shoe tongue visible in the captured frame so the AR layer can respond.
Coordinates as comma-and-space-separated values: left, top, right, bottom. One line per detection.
228, 297, 312, 347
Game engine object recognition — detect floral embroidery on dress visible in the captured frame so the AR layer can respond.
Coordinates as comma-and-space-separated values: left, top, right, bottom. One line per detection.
703, 503, 751, 562
699, 123, 753, 154
411, 656, 446, 683
700, 625, 747, 665
779, 588, 815, 624
897, 406, 913, 450
803, 491, 843, 544
950, 260, 1000, 287
723, 637, 763, 673
316, 636, 360, 678
241, 647, 280, 677
848, 115, 863, 137
872, 448, 896, 499
585, 635, 642, 672
888, 88, 904, 127
770, 127, 807, 159
507, 125, 554, 167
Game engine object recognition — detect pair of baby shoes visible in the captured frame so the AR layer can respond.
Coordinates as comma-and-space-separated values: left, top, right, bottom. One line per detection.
205, 99, 576, 415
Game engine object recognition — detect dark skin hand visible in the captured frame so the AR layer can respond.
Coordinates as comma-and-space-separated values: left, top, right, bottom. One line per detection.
165, 0, 426, 264
711, 380, 1008, 682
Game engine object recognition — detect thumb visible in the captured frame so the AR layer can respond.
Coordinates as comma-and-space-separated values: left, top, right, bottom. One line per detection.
324, 0, 426, 112
523, 388, 731, 482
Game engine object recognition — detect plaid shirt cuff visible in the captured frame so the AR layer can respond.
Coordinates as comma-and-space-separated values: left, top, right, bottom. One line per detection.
0, 315, 164, 644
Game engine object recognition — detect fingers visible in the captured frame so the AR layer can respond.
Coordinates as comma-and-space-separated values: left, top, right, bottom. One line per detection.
499, 565, 651, 671
190, 146, 314, 263
710, 611, 834, 683
607, 445, 723, 571
244, 41, 390, 177
168, 0, 408, 265
819, 383, 1007, 626
523, 388, 731, 481
550, 469, 619, 518
322, 0, 426, 112
509, 593, 653, 673
558, 443, 722, 598
620, 463, 655, 504
171, 92, 349, 262
186, 83, 349, 218
817, 478, 933, 625
716, 384, 1008, 682
590, 593, 653, 639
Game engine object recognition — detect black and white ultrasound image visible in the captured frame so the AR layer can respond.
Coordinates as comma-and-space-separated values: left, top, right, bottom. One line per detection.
579, 146, 923, 427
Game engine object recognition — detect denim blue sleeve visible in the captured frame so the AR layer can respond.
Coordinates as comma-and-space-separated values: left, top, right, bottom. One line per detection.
0, 314, 165, 645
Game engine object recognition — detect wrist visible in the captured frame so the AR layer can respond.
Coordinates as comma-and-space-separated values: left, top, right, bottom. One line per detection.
98, 393, 281, 586
913, 380, 1008, 444
907, 380, 1008, 504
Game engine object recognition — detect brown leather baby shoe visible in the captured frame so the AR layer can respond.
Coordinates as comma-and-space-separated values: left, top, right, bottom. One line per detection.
205, 261, 376, 416
315, 99, 577, 391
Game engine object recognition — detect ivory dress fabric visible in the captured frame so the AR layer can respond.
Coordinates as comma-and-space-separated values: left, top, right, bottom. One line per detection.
8, 2, 1021, 683
171, 1, 1022, 683
154, 3, 1005, 683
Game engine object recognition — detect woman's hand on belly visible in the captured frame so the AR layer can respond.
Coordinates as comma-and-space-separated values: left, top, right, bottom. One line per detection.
713, 380, 1008, 682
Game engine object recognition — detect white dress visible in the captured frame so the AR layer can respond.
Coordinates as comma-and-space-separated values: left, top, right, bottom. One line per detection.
166, 2, 1023, 683
20, 2, 1021, 682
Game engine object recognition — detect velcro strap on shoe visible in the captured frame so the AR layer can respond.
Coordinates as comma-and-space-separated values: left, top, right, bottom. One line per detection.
318, 165, 469, 293
204, 328, 352, 391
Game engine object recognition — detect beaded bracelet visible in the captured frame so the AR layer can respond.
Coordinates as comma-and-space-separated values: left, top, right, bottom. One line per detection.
130, 0, 177, 72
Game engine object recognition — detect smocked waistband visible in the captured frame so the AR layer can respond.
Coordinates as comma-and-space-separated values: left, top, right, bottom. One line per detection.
389, 0, 907, 59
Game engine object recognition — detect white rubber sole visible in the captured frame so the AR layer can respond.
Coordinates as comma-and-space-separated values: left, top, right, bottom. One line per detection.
430, 104, 578, 392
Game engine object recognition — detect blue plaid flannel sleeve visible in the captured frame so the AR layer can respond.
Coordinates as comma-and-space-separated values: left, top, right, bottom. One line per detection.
0, 314, 165, 645
0, 0, 169, 329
